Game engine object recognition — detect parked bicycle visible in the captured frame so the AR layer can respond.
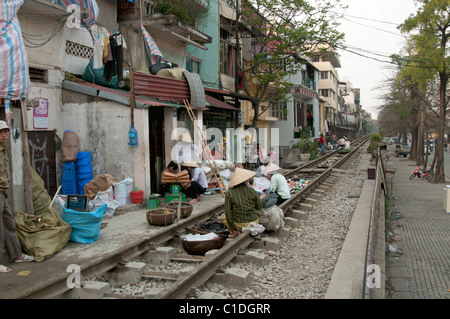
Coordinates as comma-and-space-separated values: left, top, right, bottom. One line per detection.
409, 166, 433, 180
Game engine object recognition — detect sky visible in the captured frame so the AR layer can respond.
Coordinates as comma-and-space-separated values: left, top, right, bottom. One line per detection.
335, 0, 419, 120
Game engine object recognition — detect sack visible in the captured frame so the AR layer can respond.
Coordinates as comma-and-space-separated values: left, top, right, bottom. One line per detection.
15, 207, 71, 262
263, 191, 278, 208
82, 59, 118, 88
150, 62, 172, 75
61, 203, 107, 244
84, 174, 117, 201
256, 206, 284, 232
62, 130, 79, 163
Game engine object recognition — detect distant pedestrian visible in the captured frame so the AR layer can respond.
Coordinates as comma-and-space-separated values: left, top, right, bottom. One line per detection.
315, 134, 326, 153
307, 111, 313, 128
0, 121, 34, 273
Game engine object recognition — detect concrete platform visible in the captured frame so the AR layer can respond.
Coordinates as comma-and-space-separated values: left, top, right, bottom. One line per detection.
0, 194, 224, 299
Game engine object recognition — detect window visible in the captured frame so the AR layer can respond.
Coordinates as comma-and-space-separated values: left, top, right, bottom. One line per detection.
320, 89, 329, 97
320, 71, 328, 79
271, 100, 287, 121
186, 56, 201, 74
220, 28, 235, 77
29, 67, 48, 83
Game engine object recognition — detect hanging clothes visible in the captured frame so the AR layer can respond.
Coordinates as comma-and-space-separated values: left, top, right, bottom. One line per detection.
93, 37, 104, 69
102, 36, 112, 64
103, 35, 117, 82
111, 33, 123, 83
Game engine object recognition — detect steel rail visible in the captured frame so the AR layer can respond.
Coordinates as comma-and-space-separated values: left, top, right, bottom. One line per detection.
22, 136, 368, 299
151, 136, 370, 299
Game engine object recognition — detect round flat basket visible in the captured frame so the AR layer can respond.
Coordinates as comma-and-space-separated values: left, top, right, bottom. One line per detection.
166, 201, 193, 218
146, 209, 176, 226
182, 235, 225, 255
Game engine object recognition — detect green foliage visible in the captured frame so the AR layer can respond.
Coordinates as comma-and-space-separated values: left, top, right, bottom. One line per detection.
156, 0, 209, 27
367, 133, 383, 153
292, 132, 320, 154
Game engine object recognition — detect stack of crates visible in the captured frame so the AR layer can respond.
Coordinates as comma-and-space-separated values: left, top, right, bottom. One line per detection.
62, 162, 77, 195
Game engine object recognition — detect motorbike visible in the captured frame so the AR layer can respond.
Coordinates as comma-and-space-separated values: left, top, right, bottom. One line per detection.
409, 166, 433, 180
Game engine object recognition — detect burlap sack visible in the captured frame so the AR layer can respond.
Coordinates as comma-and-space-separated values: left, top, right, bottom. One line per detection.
62, 131, 79, 162
84, 174, 117, 200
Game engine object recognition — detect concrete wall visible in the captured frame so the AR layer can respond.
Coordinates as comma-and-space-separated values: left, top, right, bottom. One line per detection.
61, 92, 150, 193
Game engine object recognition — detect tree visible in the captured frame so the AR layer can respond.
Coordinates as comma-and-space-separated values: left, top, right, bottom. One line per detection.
398, 0, 450, 183
238, 0, 346, 128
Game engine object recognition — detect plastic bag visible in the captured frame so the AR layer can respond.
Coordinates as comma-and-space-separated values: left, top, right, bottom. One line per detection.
88, 186, 120, 216
256, 206, 284, 231
61, 203, 107, 244
253, 176, 271, 193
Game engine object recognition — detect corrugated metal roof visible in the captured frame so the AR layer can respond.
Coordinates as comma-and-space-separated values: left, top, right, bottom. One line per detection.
205, 94, 237, 110
134, 71, 189, 103
62, 80, 181, 108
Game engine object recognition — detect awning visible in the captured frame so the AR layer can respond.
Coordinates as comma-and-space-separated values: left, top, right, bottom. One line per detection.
205, 94, 237, 111
62, 80, 182, 108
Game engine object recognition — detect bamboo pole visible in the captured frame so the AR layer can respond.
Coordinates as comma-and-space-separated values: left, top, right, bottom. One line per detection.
183, 99, 226, 197
20, 100, 34, 215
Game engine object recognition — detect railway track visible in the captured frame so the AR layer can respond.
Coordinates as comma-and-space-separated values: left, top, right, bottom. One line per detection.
9, 136, 369, 299
88, 136, 370, 299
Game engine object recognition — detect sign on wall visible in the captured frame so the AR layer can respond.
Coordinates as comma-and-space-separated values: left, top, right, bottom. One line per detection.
33, 98, 49, 129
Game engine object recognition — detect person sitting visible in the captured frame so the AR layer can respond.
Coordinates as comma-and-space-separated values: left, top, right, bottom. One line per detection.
337, 136, 347, 149
263, 162, 291, 205
256, 157, 271, 177
180, 159, 207, 204
221, 167, 266, 238
160, 161, 179, 195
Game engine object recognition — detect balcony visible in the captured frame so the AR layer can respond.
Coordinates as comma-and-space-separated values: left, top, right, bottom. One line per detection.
119, 0, 212, 50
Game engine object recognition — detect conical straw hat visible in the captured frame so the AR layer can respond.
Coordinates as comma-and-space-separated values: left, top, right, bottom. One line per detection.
182, 159, 199, 167
229, 167, 256, 188
263, 162, 281, 175
179, 132, 193, 143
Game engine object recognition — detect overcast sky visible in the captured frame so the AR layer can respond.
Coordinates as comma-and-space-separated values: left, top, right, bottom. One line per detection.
336, 0, 419, 119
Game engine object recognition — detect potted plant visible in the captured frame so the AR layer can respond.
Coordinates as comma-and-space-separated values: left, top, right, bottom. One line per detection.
292, 134, 320, 160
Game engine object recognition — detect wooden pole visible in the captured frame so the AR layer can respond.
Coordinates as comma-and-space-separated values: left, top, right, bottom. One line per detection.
20, 100, 34, 215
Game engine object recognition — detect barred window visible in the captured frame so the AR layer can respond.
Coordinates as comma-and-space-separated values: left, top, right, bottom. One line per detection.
271, 100, 287, 121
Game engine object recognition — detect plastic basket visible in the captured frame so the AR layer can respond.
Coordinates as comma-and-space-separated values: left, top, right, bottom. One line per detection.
66, 195, 88, 212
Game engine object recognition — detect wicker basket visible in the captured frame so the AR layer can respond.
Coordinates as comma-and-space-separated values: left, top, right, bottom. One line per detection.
146, 209, 176, 226
165, 201, 193, 218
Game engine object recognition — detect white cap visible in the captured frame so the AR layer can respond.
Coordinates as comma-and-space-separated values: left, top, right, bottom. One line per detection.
0, 121, 9, 131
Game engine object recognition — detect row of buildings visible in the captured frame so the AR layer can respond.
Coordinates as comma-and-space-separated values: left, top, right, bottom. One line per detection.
0, 0, 372, 212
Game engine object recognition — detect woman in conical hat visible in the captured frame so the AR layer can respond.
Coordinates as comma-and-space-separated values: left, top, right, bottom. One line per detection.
263, 162, 291, 205
180, 159, 206, 204
221, 167, 267, 238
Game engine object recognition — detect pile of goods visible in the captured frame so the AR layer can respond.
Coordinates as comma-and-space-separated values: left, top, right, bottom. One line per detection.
287, 179, 310, 191
161, 170, 190, 184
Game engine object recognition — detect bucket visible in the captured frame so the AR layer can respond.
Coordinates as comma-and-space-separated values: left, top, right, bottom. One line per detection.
130, 190, 144, 204
114, 178, 133, 205
76, 151, 92, 165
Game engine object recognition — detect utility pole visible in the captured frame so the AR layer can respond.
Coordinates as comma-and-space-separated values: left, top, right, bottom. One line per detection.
234, 0, 240, 111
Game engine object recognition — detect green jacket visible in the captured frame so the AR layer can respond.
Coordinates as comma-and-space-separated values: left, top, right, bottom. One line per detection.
0, 144, 10, 193
225, 183, 264, 231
